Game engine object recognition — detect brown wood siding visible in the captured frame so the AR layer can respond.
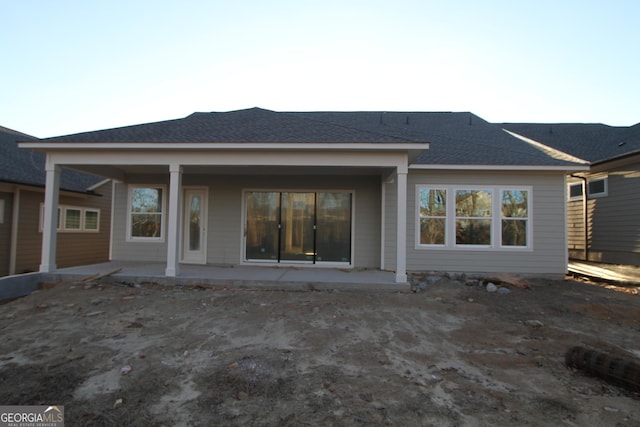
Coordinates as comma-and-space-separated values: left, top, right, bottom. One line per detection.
14, 182, 112, 274
0, 192, 13, 276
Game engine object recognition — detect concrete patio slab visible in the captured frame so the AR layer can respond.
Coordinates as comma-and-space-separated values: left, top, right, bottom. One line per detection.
41, 261, 405, 292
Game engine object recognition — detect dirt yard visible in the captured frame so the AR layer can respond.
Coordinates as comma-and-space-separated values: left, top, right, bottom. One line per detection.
0, 273, 639, 426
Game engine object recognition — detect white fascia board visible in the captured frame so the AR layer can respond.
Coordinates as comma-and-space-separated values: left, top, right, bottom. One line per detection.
18, 142, 430, 151
409, 164, 590, 172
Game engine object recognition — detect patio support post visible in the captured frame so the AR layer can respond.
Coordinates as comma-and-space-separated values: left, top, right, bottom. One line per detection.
40, 159, 60, 273
395, 166, 408, 283
165, 164, 183, 277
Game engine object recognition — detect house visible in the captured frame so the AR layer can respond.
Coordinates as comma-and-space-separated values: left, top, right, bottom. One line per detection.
503, 122, 640, 265
18, 108, 586, 283
0, 125, 112, 276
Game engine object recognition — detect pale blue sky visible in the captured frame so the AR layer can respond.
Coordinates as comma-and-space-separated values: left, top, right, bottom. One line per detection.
2, 0, 639, 137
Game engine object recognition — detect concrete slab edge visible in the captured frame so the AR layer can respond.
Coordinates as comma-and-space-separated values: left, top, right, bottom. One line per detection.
0, 272, 43, 300
47, 273, 411, 293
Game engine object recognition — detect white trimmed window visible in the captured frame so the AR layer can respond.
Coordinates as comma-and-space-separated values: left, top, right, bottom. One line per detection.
127, 185, 165, 241
417, 185, 532, 250
40, 204, 99, 232
568, 176, 608, 201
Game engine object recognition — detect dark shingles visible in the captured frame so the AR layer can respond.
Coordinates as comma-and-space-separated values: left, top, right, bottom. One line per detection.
1, 126, 104, 193
502, 122, 640, 164
31, 107, 591, 167
295, 111, 580, 166
41, 107, 417, 144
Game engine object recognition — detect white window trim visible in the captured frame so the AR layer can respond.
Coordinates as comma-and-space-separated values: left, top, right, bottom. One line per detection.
415, 185, 533, 251
568, 176, 608, 201
84, 208, 101, 231
126, 184, 167, 242
39, 204, 100, 233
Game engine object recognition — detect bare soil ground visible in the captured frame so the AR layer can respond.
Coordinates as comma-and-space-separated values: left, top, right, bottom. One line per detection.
0, 274, 639, 426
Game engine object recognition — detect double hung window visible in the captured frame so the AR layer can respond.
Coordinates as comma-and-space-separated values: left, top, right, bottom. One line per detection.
127, 185, 165, 241
417, 186, 531, 249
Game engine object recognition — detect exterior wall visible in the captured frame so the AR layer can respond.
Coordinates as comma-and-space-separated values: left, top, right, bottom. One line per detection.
406, 170, 568, 277
13, 182, 112, 274
574, 162, 640, 265
112, 174, 382, 268
0, 192, 13, 276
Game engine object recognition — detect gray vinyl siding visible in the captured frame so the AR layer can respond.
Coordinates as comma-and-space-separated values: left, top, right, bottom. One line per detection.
112, 174, 382, 268
0, 192, 13, 276
584, 162, 640, 265
406, 170, 567, 277
112, 176, 169, 262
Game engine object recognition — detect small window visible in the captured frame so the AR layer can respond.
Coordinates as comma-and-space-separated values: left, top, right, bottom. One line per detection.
64, 208, 82, 230
40, 204, 99, 232
588, 178, 607, 198
568, 177, 607, 200
84, 210, 100, 231
569, 183, 583, 200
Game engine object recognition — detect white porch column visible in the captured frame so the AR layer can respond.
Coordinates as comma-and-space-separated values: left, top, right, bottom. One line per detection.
395, 166, 408, 283
40, 161, 61, 273
165, 164, 183, 277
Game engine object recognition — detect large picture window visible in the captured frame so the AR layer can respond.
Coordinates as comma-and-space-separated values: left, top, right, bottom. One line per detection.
416, 185, 531, 250
128, 185, 165, 241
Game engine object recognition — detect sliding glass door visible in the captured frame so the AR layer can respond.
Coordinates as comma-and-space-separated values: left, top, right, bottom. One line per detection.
245, 191, 352, 264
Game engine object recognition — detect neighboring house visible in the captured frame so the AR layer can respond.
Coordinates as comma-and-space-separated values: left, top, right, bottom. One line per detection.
19, 108, 586, 283
503, 122, 640, 266
0, 125, 112, 276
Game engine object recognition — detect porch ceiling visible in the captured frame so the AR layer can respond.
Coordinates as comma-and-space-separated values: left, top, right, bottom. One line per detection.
66, 164, 396, 178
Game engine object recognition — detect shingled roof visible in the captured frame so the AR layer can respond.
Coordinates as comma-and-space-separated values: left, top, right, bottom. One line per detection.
29, 107, 587, 167
1, 126, 105, 193
40, 107, 416, 144
295, 111, 581, 166
502, 122, 640, 164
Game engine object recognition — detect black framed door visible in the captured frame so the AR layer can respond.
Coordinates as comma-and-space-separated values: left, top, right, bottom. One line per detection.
245, 191, 351, 264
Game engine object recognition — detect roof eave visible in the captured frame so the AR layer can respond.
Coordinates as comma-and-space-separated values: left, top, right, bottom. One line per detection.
18, 141, 430, 151
409, 164, 590, 172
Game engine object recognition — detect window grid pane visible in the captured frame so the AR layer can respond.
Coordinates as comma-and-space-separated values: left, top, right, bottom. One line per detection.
65, 209, 81, 229
130, 187, 163, 239
456, 190, 492, 245
419, 188, 447, 245
501, 190, 528, 247
85, 210, 99, 230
